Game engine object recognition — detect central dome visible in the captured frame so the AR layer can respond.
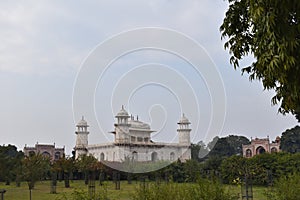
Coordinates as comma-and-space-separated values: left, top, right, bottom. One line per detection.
129, 120, 150, 130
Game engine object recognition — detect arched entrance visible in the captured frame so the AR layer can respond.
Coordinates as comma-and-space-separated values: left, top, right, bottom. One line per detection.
256, 146, 266, 155
170, 152, 175, 161
132, 151, 138, 161
100, 152, 105, 161
151, 152, 158, 161
42, 151, 51, 158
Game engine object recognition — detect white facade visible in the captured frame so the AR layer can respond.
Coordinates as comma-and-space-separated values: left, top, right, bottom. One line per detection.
74, 106, 191, 163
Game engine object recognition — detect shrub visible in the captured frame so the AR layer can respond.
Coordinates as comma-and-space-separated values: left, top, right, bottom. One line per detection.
132, 178, 238, 200
265, 173, 300, 200
56, 185, 108, 200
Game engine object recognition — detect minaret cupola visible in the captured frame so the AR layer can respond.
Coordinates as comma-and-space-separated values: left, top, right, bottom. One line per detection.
177, 114, 191, 145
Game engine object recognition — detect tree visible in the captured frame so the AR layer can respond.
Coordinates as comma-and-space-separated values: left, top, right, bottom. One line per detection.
203, 156, 223, 172
0, 145, 24, 185
207, 136, 219, 151
268, 173, 300, 200
220, 155, 248, 184
250, 153, 278, 185
22, 153, 50, 188
183, 159, 201, 182
220, 0, 300, 121
53, 156, 75, 188
275, 152, 300, 177
209, 138, 235, 157
209, 135, 250, 157
191, 141, 209, 161
226, 135, 250, 155
280, 125, 300, 153
22, 153, 50, 200
75, 155, 98, 185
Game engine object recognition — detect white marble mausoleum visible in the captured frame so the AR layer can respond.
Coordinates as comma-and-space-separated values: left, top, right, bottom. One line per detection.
74, 106, 191, 163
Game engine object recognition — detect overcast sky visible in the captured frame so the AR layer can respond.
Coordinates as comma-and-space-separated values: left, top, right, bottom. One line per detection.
0, 0, 298, 155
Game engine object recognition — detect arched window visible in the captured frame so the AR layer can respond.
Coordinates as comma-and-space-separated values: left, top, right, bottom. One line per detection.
132, 151, 138, 161
271, 147, 278, 153
131, 136, 136, 142
100, 152, 105, 161
170, 152, 175, 161
246, 149, 252, 157
151, 152, 158, 162
55, 152, 61, 160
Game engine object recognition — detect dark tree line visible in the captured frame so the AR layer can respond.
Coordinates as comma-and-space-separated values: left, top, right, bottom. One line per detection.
280, 125, 300, 153
0, 125, 299, 188
221, 152, 300, 186
192, 126, 300, 161
191, 135, 250, 163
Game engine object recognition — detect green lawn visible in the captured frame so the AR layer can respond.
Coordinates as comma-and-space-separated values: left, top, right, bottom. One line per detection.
226, 185, 269, 200
0, 180, 269, 200
0, 180, 138, 200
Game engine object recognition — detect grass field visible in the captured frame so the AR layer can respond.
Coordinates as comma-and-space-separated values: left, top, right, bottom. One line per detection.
0, 180, 269, 200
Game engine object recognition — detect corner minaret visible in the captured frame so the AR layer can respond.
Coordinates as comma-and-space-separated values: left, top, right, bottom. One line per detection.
177, 114, 191, 146
114, 105, 130, 143
75, 116, 89, 159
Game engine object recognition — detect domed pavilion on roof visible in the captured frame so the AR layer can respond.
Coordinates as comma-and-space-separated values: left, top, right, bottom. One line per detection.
74, 106, 191, 163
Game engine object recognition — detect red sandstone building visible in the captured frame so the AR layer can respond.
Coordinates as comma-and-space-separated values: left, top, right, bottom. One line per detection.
23, 143, 65, 161
242, 136, 281, 158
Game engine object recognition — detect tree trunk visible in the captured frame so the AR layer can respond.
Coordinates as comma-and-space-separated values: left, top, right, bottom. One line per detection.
99, 171, 105, 186
16, 180, 21, 187
84, 171, 88, 185
64, 172, 70, 188
127, 173, 132, 184
50, 172, 57, 194
58, 170, 63, 181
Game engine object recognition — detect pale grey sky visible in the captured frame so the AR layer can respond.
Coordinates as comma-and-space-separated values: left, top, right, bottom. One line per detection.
0, 0, 298, 155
